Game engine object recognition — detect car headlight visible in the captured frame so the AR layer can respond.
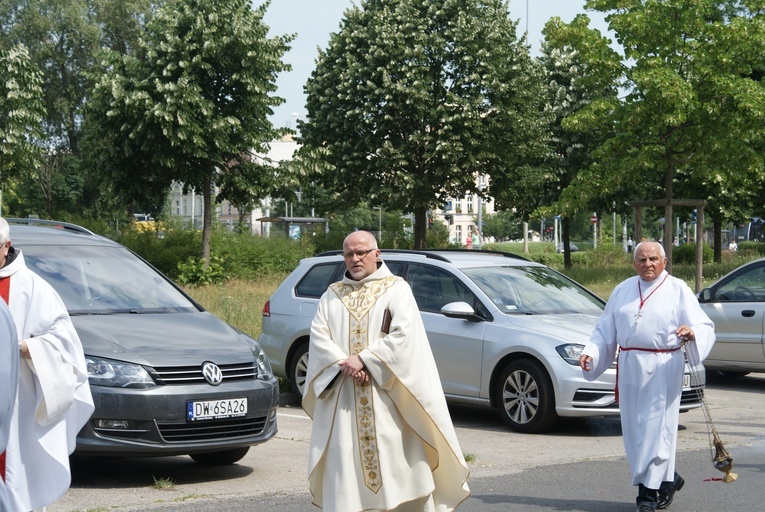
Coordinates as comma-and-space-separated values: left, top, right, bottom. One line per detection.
555, 344, 584, 366
256, 348, 274, 380
241, 334, 274, 380
86, 356, 156, 388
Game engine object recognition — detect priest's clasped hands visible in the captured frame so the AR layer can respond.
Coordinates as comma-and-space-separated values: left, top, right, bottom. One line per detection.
339, 354, 369, 385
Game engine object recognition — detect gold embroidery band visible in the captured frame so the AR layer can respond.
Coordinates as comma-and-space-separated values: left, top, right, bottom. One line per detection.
330, 276, 397, 493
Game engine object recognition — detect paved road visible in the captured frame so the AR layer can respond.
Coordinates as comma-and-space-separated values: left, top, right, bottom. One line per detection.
51, 373, 765, 511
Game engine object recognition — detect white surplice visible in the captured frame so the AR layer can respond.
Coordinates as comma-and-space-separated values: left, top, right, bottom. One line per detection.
582, 270, 715, 489
303, 263, 470, 511
0, 250, 94, 511
1, 301, 19, 512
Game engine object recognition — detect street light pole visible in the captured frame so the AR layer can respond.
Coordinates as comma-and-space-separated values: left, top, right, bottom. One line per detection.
373, 206, 382, 240
477, 175, 486, 246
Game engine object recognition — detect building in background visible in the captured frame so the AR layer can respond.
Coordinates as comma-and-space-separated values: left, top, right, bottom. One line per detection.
432, 174, 496, 247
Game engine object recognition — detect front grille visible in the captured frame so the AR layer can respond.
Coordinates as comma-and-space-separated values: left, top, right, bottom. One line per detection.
681, 387, 704, 407
159, 415, 268, 442
151, 362, 257, 384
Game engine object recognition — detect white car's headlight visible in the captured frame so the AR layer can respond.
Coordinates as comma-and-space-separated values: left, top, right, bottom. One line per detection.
86, 356, 156, 388
555, 344, 584, 366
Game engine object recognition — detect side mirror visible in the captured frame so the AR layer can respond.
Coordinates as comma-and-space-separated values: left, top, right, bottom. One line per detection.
698, 288, 712, 302
441, 301, 484, 322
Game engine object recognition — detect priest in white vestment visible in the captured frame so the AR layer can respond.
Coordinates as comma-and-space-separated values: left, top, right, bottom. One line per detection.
1, 300, 19, 512
0, 218, 95, 511
579, 241, 715, 512
303, 231, 470, 512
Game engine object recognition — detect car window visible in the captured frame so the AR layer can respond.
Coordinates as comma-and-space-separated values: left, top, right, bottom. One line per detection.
463, 265, 604, 315
406, 264, 479, 313
22, 245, 198, 314
296, 262, 342, 298
385, 261, 405, 277
714, 264, 765, 302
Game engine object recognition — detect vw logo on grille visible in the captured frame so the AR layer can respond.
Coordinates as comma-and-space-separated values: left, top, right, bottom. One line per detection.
202, 362, 223, 385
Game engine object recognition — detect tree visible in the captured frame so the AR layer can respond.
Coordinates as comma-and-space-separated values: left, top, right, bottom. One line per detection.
482, 209, 523, 241
299, 0, 549, 248
538, 16, 619, 267
552, 1, 765, 266
87, 0, 292, 264
0, 44, 45, 204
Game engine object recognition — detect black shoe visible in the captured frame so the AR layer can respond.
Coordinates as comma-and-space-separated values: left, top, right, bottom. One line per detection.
637, 506, 655, 512
657, 475, 685, 510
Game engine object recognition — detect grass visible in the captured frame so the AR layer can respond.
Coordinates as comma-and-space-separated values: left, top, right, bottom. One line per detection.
183, 274, 289, 338
151, 476, 175, 490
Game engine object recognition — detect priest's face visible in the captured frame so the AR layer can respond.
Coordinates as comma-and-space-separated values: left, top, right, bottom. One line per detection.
343, 231, 380, 281
633, 241, 667, 281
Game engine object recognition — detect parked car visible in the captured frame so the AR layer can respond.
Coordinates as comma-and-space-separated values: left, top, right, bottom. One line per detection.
556, 242, 579, 253
8, 219, 279, 465
698, 257, 765, 377
260, 249, 704, 433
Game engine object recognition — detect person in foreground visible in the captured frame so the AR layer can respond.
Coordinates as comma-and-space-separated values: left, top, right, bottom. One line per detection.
303, 230, 470, 511
0, 218, 94, 511
579, 241, 715, 512
1, 300, 19, 512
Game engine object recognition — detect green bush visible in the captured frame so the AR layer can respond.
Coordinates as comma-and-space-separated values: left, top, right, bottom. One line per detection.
672, 243, 713, 265
116, 222, 315, 281
738, 241, 765, 256
177, 255, 226, 286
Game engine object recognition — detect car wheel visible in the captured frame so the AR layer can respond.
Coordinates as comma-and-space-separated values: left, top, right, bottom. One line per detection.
289, 342, 309, 396
496, 359, 557, 433
189, 446, 250, 466
719, 370, 750, 378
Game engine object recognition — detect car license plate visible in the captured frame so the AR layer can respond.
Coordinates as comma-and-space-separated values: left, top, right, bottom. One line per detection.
187, 398, 247, 421
683, 374, 691, 388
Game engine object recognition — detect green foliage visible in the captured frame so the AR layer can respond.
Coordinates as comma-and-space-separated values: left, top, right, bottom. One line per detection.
0, 44, 44, 178
300, 0, 549, 247
116, 221, 315, 282
425, 221, 452, 249
86, 0, 293, 264
672, 243, 714, 265
177, 255, 226, 286
212, 231, 315, 277
482, 210, 524, 241
558, 1, 765, 232
738, 241, 765, 256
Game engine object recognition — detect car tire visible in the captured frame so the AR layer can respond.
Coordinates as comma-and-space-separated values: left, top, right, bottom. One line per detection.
496, 359, 557, 433
189, 446, 250, 466
289, 342, 310, 396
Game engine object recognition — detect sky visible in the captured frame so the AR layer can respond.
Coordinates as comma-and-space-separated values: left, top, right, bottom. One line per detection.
261, 1, 610, 129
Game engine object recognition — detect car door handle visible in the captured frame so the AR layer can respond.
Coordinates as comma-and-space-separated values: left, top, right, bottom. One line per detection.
741, 310, 755, 317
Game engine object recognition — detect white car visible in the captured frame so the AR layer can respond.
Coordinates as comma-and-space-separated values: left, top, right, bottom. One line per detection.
260, 249, 704, 433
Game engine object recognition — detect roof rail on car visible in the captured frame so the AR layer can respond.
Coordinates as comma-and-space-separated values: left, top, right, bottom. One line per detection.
316, 248, 528, 262
5, 218, 95, 236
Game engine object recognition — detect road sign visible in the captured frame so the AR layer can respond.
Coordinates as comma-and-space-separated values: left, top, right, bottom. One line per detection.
590, 214, 597, 223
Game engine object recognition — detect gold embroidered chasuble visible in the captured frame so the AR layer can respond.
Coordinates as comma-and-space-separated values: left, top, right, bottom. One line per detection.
303, 263, 470, 512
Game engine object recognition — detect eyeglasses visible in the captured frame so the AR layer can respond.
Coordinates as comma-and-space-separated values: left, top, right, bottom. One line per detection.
343, 248, 376, 259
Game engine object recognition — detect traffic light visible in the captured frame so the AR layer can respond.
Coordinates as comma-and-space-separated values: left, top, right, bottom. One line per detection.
444, 215, 453, 225
428, 218, 433, 228
691, 209, 697, 224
